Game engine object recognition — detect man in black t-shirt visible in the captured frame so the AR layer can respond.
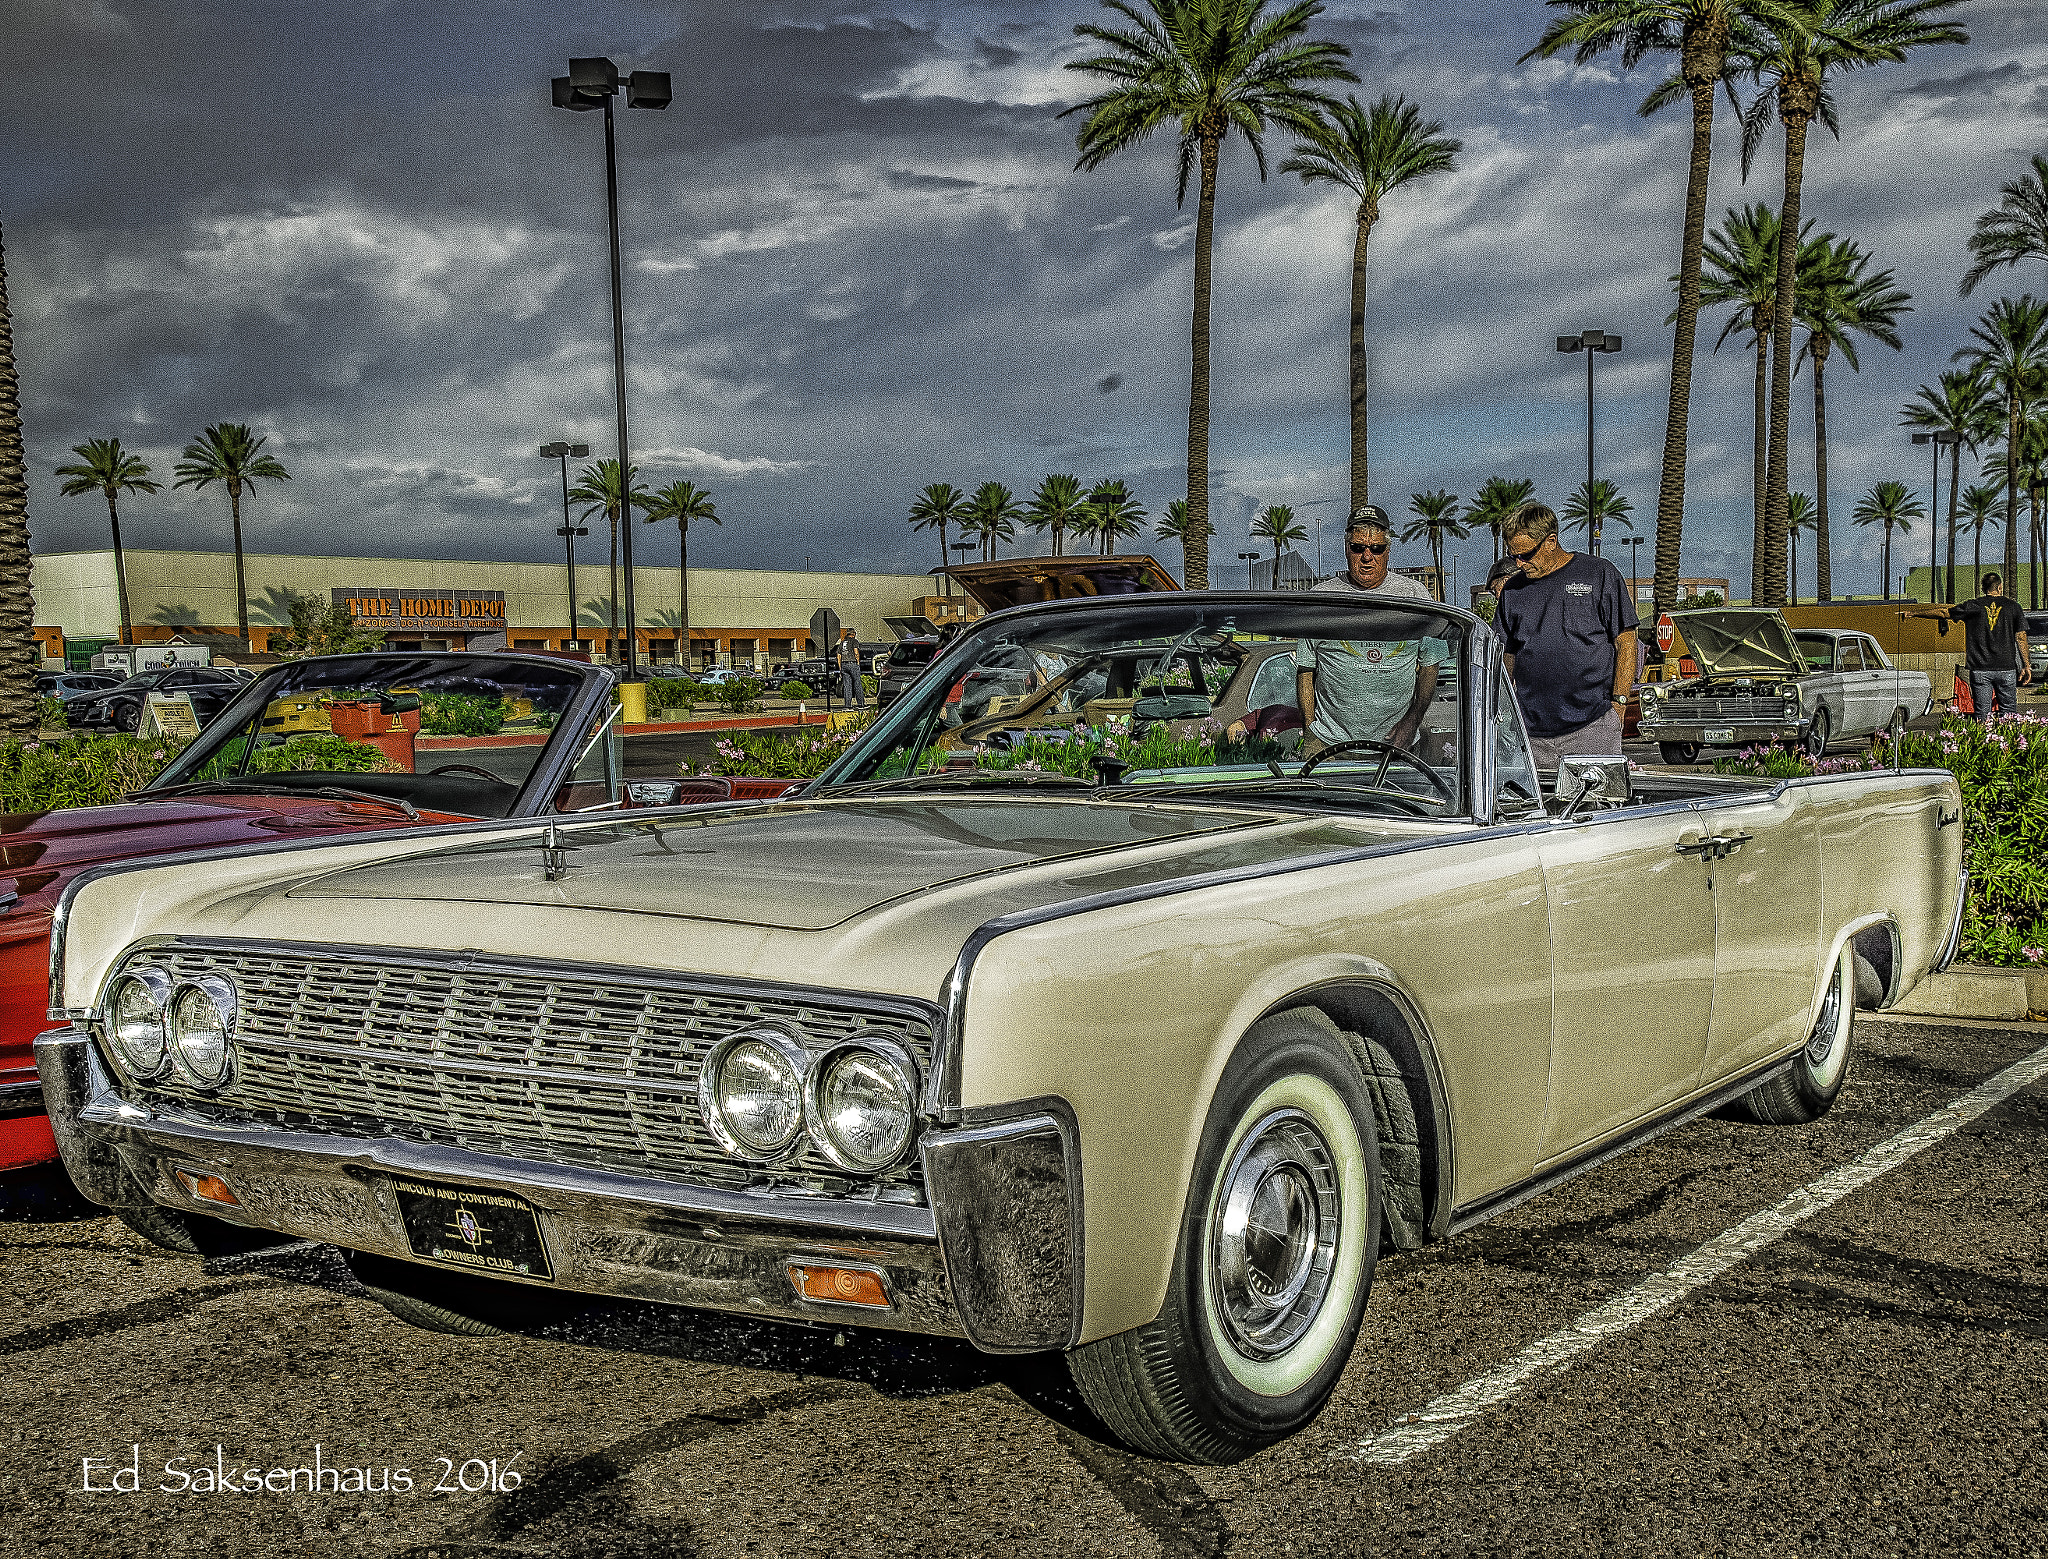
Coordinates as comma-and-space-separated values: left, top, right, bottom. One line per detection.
1913, 573, 2030, 719
1493, 502, 1639, 768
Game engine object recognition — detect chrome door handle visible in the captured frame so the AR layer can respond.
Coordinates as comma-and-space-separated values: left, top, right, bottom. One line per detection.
1675, 837, 1716, 858
1717, 830, 1753, 857
1676, 831, 1752, 862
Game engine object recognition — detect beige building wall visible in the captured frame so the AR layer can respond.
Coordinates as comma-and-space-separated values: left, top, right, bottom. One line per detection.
30, 549, 938, 649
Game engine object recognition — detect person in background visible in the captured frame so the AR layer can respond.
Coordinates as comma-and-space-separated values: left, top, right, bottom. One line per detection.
1911, 573, 2030, 720
1492, 502, 1638, 770
837, 628, 866, 710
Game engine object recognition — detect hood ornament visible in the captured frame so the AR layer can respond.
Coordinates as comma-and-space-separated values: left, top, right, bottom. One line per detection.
541, 817, 569, 882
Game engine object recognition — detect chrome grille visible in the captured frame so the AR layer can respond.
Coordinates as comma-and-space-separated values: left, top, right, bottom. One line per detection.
1647, 694, 1795, 723
117, 943, 935, 1197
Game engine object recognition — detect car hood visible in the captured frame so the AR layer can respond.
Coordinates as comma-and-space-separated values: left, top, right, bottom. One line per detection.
288, 796, 1294, 931
1671, 609, 1803, 679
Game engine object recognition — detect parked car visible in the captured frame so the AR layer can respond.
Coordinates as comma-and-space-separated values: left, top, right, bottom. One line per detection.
0, 651, 801, 1174
2025, 612, 2048, 688
63, 667, 249, 733
1637, 610, 1933, 764
693, 667, 757, 687
41, 591, 1962, 1462
875, 636, 939, 706
35, 672, 121, 700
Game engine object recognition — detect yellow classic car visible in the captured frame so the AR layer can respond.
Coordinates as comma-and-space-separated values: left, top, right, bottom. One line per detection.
38, 591, 1964, 1463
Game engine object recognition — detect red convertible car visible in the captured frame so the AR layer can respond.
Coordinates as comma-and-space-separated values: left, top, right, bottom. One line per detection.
1, 651, 793, 1171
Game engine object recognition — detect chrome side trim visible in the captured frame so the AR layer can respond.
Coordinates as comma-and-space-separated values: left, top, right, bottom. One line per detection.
922, 1102, 1082, 1352
0, 1076, 46, 1120
1935, 871, 1970, 975
1447, 1052, 1796, 1234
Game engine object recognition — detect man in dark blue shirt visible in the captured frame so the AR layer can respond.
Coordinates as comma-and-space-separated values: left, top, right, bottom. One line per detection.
1493, 502, 1639, 769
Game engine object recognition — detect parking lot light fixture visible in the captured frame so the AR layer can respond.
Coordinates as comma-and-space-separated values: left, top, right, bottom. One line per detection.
551, 56, 670, 679
541, 442, 592, 647
1238, 550, 1260, 588
1557, 329, 1622, 555
1912, 430, 1962, 603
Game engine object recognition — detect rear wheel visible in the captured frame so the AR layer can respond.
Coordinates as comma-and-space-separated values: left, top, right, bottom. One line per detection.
1658, 741, 1701, 765
1723, 941, 1856, 1125
1066, 1008, 1379, 1464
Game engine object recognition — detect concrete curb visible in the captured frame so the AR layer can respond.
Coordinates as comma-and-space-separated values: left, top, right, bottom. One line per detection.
1889, 963, 2048, 1023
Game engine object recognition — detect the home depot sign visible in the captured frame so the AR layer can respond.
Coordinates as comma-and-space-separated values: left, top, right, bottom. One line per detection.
333, 588, 507, 633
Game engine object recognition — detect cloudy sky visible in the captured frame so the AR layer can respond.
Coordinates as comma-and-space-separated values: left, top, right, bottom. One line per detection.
6, 0, 2045, 603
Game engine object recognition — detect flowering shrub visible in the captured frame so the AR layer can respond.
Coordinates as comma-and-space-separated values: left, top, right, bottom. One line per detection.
1716, 712, 2048, 967
689, 713, 875, 780
0, 733, 191, 812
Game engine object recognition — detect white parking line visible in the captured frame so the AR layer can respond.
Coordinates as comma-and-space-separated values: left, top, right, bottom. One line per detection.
1343, 1038, 2048, 1468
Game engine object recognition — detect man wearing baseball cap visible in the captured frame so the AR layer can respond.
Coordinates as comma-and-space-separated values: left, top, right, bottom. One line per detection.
1294, 504, 1447, 755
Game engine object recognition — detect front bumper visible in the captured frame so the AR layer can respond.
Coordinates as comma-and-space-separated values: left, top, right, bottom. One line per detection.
36, 1027, 1080, 1351
1638, 717, 1804, 748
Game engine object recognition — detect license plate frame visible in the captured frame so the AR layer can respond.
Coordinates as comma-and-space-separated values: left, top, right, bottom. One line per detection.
391, 1177, 553, 1282
1704, 727, 1735, 744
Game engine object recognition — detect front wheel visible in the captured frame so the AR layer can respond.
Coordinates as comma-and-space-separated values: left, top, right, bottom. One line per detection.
1658, 741, 1701, 765
1802, 706, 1831, 758
1722, 941, 1857, 1125
1066, 1008, 1380, 1464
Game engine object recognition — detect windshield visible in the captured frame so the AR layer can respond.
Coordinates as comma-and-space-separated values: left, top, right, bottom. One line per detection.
146, 654, 597, 818
817, 597, 1472, 817
1791, 632, 1835, 672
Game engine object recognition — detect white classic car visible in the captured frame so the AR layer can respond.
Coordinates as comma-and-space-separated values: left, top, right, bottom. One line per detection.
40, 590, 1965, 1463
1639, 609, 1935, 764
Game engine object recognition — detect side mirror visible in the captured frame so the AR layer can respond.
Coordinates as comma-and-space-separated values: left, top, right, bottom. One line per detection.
1557, 755, 1631, 818
623, 779, 688, 808
382, 692, 422, 713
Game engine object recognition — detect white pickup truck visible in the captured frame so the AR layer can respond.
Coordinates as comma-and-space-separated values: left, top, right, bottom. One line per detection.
1638, 609, 1934, 764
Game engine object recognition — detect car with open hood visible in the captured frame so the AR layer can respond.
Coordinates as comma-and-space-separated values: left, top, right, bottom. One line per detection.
1637, 608, 1934, 764
1, 651, 798, 1173
41, 590, 1963, 1463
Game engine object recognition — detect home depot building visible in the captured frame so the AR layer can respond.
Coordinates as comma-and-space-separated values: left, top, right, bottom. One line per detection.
29, 548, 979, 667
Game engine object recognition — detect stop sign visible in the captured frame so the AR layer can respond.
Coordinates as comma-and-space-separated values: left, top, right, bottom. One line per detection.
1655, 612, 1675, 653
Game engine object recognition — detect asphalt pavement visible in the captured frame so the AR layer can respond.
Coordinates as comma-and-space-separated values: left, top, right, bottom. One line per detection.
3, 1014, 2042, 1558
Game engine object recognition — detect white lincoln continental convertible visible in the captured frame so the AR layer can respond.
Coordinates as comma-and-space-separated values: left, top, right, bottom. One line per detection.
41, 590, 1965, 1463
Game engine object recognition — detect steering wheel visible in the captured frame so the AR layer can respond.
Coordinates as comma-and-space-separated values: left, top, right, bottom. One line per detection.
1296, 738, 1453, 801
425, 763, 503, 782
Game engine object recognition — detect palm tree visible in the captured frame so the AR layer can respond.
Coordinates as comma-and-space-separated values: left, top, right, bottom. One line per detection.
1523, 0, 1756, 627
1785, 490, 1818, 601
908, 482, 968, 592
641, 479, 719, 660
1251, 503, 1309, 586
54, 437, 161, 646
1962, 154, 2048, 298
1795, 235, 1910, 601
172, 423, 291, 650
1024, 473, 1089, 558
1953, 295, 2048, 586
1400, 490, 1467, 601
1085, 479, 1147, 555
567, 459, 649, 652
1561, 479, 1636, 554
965, 482, 1021, 561
1063, 0, 1355, 588
0, 227, 32, 738
1984, 412, 2048, 607
1464, 475, 1535, 562
1697, 204, 1805, 569
1902, 368, 2001, 604
1279, 94, 1458, 512
1736, 0, 1967, 606
1957, 482, 2001, 596
1851, 479, 1921, 601
1155, 497, 1211, 582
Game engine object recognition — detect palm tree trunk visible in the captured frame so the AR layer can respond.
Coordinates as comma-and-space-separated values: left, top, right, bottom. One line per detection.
228, 479, 251, 651
106, 490, 134, 645
1347, 214, 1372, 512
676, 521, 690, 670
1751, 331, 1768, 592
1813, 342, 1832, 602
1946, 442, 1961, 605
1881, 520, 1892, 601
1052, 518, 1062, 559
1183, 133, 1221, 590
0, 225, 36, 738
1761, 106, 1812, 607
1653, 54, 1724, 632
1975, 524, 1983, 591
2003, 389, 2020, 583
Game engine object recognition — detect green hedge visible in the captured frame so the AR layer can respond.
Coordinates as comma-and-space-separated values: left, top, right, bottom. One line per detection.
779, 680, 816, 700
1715, 713, 2048, 967
0, 733, 191, 813
420, 693, 506, 736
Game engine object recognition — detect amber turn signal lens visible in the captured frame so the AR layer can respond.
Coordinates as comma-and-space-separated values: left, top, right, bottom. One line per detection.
174, 1168, 240, 1206
788, 1264, 890, 1308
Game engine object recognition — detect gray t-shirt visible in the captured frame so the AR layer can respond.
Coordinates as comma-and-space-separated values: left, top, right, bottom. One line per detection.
1300, 571, 1447, 745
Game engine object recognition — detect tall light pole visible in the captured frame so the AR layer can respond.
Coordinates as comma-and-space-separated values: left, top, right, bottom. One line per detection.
541, 441, 590, 646
1557, 328, 1622, 555
1238, 550, 1260, 589
1913, 429, 1961, 603
552, 56, 670, 681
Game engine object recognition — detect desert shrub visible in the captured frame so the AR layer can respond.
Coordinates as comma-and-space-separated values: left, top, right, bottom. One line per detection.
1715, 712, 2048, 966
716, 678, 765, 715
0, 733, 191, 812
37, 696, 67, 729
249, 736, 402, 774
649, 677, 699, 711
862, 673, 878, 697
419, 692, 506, 736
779, 680, 815, 700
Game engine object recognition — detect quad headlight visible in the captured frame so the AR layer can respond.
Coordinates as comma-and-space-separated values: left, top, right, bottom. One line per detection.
698, 1024, 921, 1173
104, 967, 237, 1086
107, 968, 173, 1077
168, 976, 238, 1086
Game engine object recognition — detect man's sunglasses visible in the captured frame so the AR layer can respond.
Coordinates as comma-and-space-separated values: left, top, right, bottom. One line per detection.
1506, 545, 1540, 563
1347, 541, 1389, 556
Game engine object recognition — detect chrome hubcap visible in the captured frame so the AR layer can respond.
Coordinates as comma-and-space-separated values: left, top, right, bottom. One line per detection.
1210, 1109, 1341, 1360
